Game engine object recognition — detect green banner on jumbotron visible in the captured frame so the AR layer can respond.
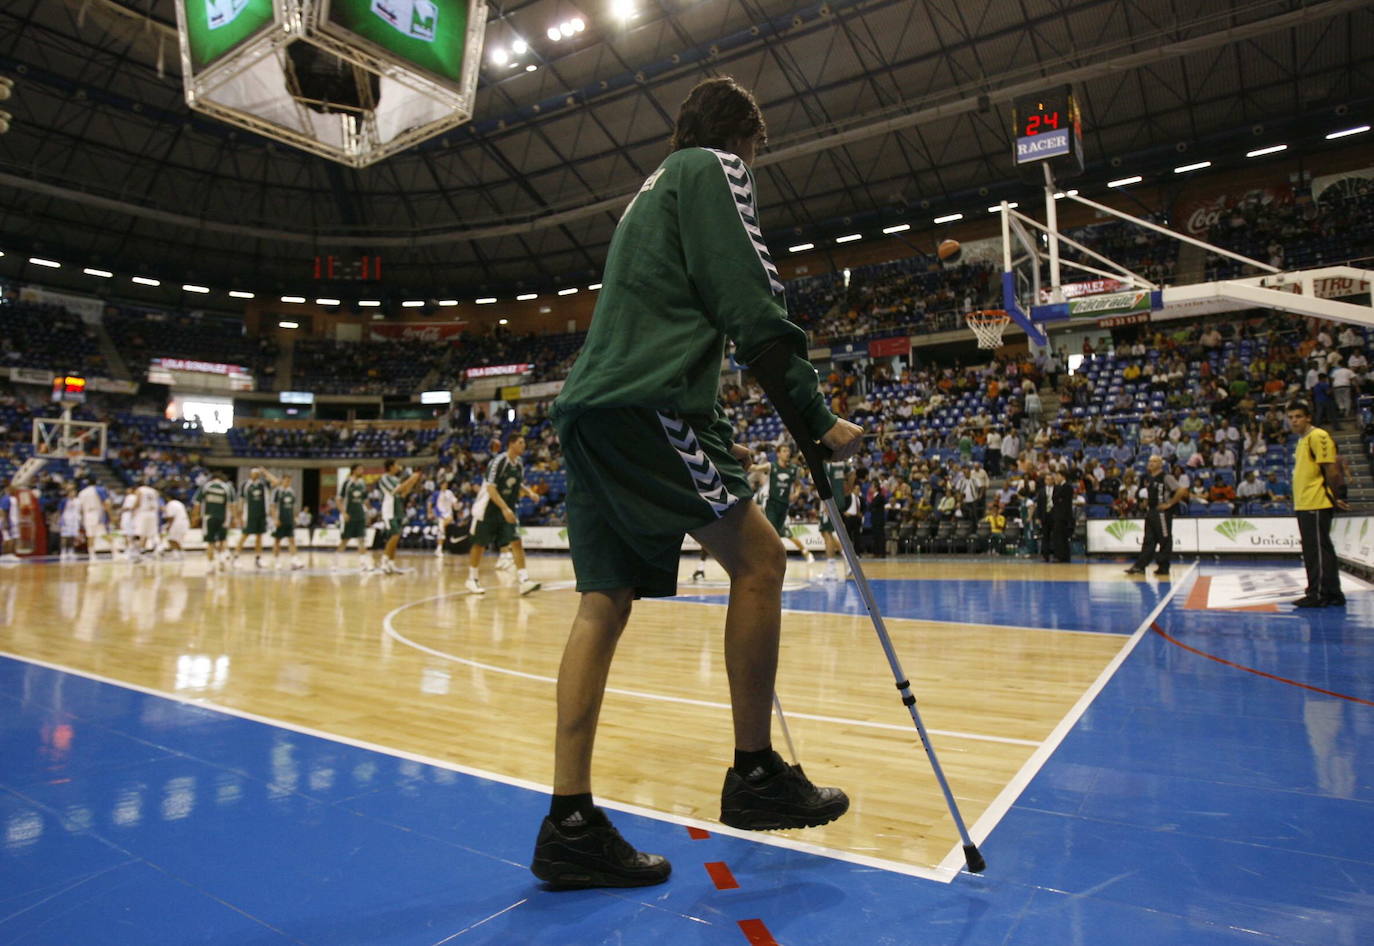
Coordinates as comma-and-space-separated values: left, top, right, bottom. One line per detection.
1066, 289, 1160, 319
328, 0, 470, 86
183, 0, 276, 71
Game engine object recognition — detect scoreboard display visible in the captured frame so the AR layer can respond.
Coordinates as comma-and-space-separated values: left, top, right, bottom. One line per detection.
1012, 86, 1085, 179
52, 375, 87, 405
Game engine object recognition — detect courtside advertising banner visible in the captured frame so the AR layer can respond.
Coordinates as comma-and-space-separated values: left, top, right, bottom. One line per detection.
1088, 517, 1310, 554
1334, 515, 1374, 569
182, 0, 276, 72
326, 0, 472, 88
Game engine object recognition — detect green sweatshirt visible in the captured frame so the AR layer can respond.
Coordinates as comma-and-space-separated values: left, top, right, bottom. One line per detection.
552, 147, 836, 442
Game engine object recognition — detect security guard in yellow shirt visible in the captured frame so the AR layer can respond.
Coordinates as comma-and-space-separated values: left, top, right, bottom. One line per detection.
1287, 399, 1349, 607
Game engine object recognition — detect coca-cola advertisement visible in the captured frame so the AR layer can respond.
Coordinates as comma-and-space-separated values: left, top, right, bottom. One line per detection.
368, 321, 465, 342
1177, 184, 1294, 236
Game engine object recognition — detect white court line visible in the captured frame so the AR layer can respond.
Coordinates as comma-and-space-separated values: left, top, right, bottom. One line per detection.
0, 649, 957, 884
932, 562, 1198, 877
381, 591, 1039, 748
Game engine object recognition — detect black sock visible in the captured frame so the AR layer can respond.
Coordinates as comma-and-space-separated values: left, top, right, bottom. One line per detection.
734, 746, 783, 780
549, 793, 596, 828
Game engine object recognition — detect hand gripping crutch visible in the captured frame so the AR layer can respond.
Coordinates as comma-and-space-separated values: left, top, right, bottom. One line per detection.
747, 342, 986, 874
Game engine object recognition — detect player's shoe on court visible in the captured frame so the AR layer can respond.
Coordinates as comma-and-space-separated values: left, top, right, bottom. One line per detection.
1123, 567, 1145, 575
520, 579, 541, 595
804, 551, 815, 563
719, 753, 849, 831
530, 809, 671, 889
465, 577, 485, 595
691, 568, 706, 582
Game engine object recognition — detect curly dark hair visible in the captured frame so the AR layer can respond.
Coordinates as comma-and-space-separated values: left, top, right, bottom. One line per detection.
669, 76, 767, 153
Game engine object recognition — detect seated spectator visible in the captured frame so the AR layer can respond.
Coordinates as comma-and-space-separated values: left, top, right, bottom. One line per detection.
1236, 471, 1267, 503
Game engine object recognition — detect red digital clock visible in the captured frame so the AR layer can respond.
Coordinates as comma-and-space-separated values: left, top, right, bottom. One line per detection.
1012, 85, 1085, 178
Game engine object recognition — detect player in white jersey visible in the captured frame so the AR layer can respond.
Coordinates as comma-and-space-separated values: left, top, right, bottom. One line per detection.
132, 480, 161, 559
76, 479, 112, 561
162, 496, 190, 559
117, 490, 138, 559
58, 483, 82, 561
433, 476, 457, 557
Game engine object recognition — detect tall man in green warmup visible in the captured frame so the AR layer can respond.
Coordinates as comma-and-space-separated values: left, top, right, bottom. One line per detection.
531, 77, 863, 889
269, 473, 305, 571
334, 463, 370, 571
235, 467, 270, 568
466, 434, 541, 596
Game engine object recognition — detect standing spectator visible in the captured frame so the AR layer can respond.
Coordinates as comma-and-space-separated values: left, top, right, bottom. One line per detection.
1331, 363, 1354, 417
1311, 372, 1335, 425
1287, 400, 1347, 608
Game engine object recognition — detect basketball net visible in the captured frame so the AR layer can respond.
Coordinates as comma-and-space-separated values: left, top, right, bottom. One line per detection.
966, 310, 1010, 349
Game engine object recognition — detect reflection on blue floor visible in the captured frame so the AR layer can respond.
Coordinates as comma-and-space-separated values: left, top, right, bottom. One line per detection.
4, 564, 1374, 945
677, 576, 1175, 633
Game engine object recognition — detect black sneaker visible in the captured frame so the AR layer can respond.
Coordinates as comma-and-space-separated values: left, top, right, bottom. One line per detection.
530, 809, 671, 889
1293, 595, 1326, 608
1153, 568, 1170, 577
1123, 567, 1145, 575
720, 756, 849, 831
1324, 594, 1347, 607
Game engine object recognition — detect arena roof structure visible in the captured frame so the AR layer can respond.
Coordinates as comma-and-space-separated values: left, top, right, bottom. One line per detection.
1, 0, 1371, 302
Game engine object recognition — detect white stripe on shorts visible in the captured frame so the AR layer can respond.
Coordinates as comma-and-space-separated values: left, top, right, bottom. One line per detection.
656, 412, 736, 518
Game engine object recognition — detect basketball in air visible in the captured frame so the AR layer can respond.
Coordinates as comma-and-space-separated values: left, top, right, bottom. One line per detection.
937, 239, 962, 264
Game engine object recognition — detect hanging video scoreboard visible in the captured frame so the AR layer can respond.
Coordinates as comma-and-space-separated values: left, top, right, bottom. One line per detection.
1012, 86, 1085, 179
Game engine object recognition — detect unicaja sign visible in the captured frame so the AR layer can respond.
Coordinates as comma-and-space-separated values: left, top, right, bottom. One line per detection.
370, 0, 438, 42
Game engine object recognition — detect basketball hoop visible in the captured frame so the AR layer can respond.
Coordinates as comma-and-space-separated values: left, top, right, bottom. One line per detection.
966, 310, 1011, 349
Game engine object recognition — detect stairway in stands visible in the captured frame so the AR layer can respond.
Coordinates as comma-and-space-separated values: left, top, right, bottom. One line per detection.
1332, 417, 1374, 509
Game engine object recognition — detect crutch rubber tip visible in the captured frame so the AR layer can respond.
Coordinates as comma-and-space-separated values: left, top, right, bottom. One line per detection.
963, 845, 986, 874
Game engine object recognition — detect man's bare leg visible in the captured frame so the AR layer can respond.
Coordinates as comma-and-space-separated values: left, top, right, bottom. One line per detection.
552, 588, 634, 795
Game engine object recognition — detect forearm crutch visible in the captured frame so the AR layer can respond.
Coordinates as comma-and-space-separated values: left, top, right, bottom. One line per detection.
748, 342, 986, 874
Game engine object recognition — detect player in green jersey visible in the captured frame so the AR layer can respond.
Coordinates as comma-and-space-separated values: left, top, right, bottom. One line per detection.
334, 463, 371, 571
372, 458, 422, 575
191, 473, 237, 571
269, 475, 305, 571
531, 78, 863, 890
750, 443, 813, 564
467, 435, 541, 595
234, 467, 271, 568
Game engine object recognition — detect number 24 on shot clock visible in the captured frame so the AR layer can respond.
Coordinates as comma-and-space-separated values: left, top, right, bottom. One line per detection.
1012, 84, 1085, 179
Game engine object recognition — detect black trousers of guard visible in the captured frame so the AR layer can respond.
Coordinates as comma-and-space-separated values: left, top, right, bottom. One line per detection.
1296, 508, 1341, 599
1133, 509, 1174, 572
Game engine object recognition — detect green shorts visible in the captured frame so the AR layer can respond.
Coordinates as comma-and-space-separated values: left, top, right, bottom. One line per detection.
818, 507, 838, 534
341, 511, 365, 540
472, 507, 517, 550
272, 522, 294, 541
556, 407, 753, 598
764, 501, 791, 539
243, 512, 267, 536
204, 517, 227, 543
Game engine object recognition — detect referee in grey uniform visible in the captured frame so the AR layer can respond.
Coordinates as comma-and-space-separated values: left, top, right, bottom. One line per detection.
1125, 454, 1188, 576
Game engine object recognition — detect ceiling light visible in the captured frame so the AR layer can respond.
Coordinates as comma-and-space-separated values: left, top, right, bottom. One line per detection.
933, 213, 963, 224
182, 284, 211, 293
278, 321, 299, 329
516, 293, 538, 301
358, 300, 381, 307
512, 38, 528, 54
1246, 144, 1287, 158
572, 18, 585, 31
788, 243, 814, 252
83, 268, 113, 278
498, 318, 509, 325
29, 257, 60, 268
557, 287, 578, 296
371, 312, 385, 320
559, 21, 574, 37
281, 295, 306, 303
476, 297, 497, 304
1107, 176, 1143, 188
439, 299, 458, 307
546, 26, 561, 41
611, 0, 636, 20
1173, 161, 1212, 173
835, 234, 862, 243
987, 202, 1019, 212
1326, 125, 1370, 140
229, 290, 255, 299
491, 47, 508, 66
1052, 190, 1079, 200
588, 283, 602, 290
402, 300, 425, 307
525, 64, 537, 72
882, 224, 911, 234
315, 298, 340, 306
133, 276, 161, 286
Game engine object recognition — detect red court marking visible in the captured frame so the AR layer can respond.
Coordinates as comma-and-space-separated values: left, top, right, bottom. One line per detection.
737, 918, 779, 945
705, 861, 740, 890
686, 826, 711, 840
1181, 576, 1279, 612
1152, 622, 1374, 706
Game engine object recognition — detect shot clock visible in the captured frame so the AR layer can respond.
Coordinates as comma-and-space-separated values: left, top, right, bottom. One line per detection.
1012, 86, 1085, 181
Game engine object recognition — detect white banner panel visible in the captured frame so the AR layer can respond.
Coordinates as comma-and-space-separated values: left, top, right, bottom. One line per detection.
1334, 515, 1374, 569
1194, 517, 1302, 554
